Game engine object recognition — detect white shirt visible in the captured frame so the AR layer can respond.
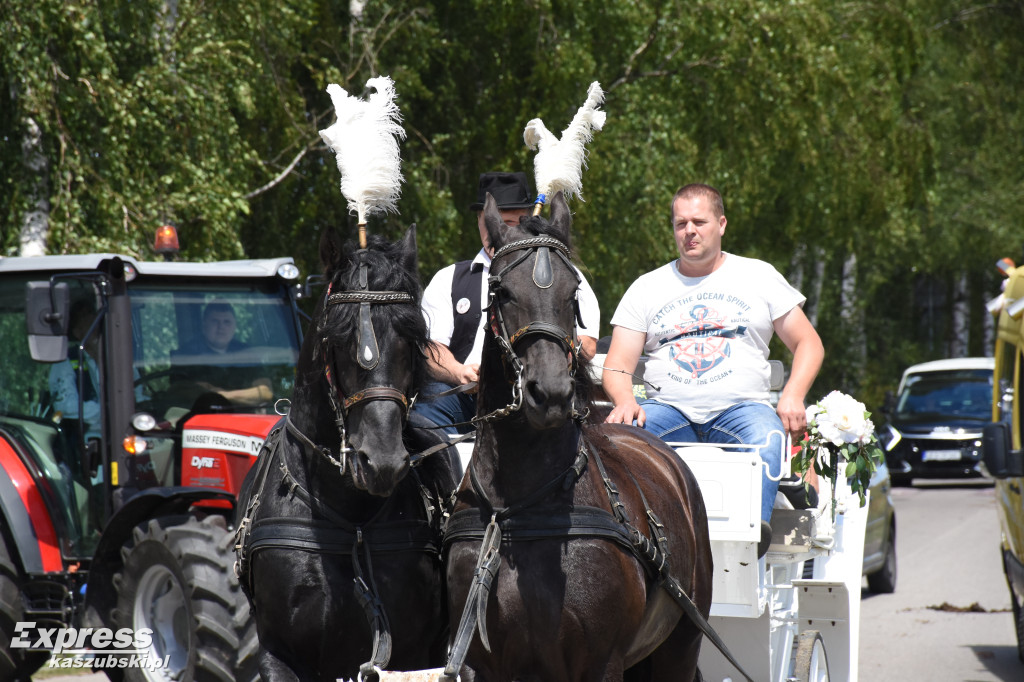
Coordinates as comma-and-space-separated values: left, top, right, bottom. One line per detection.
611, 253, 804, 421
422, 248, 601, 366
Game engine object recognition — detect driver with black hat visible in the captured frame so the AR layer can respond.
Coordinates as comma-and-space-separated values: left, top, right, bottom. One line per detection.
415, 171, 601, 435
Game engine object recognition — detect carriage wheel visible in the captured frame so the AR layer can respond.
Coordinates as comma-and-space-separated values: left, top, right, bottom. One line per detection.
111, 515, 258, 682
792, 630, 830, 682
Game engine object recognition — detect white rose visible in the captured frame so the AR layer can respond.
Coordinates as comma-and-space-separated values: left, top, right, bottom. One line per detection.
819, 391, 870, 445
806, 403, 823, 425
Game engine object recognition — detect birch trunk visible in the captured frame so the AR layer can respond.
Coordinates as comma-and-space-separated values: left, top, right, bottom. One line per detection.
983, 301, 995, 357
949, 272, 969, 358
16, 82, 50, 257
804, 246, 825, 328
840, 252, 866, 386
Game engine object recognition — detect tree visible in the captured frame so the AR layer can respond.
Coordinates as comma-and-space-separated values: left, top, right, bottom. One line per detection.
3, 0, 1021, 406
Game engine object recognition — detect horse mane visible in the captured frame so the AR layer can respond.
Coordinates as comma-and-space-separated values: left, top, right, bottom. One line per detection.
320, 232, 431, 389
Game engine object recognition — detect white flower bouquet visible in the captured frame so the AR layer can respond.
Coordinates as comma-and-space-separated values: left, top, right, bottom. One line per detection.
791, 390, 885, 517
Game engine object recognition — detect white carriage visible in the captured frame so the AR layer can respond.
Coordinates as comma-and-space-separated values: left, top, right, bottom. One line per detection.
673, 438, 867, 682
368, 360, 868, 682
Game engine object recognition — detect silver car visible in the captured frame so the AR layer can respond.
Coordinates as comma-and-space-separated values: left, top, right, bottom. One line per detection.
862, 459, 897, 593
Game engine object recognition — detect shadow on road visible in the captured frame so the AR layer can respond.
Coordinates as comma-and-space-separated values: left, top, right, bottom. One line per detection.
966, 644, 1022, 681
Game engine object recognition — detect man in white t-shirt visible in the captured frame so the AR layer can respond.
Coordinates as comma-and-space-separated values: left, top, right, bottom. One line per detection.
415, 171, 601, 434
602, 183, 824, 528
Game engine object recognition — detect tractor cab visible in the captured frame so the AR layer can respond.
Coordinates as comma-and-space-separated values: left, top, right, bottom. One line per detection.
1, 254, 304, 561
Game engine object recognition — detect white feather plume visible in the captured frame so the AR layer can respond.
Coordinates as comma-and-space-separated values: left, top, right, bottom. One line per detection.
523, 81, 606, 203
318, 75, 406, 224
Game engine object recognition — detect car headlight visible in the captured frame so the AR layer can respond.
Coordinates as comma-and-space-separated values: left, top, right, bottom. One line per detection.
876, 424, 902, 452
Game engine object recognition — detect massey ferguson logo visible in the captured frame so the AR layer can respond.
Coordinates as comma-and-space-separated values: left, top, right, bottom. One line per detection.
191, 456, 219, 470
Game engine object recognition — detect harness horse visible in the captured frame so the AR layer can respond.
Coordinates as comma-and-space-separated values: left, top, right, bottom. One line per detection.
441, 192, 719, 682
235, 227, 458, 682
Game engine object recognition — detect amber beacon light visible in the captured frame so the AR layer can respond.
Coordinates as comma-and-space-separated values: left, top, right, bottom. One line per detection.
154, 224, 180, 260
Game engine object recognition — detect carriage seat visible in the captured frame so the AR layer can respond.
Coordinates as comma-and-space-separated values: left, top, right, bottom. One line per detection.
777, 474, 818, 509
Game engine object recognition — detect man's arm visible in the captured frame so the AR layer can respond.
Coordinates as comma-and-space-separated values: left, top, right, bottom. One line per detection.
425, 341, 479, 387
48, 360, 100, 423
773, 306, 825, 438
602, 326, 647, 425
208, 379, 273, 406
574, 271, 600, 362
579, 335, 597, 361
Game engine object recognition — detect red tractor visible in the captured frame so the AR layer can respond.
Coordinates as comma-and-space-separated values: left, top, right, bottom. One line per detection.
0, 251, 308, 681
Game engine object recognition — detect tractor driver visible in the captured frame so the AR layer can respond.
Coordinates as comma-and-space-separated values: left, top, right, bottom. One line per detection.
49, 299, 103, 441
170, 300, 272, 407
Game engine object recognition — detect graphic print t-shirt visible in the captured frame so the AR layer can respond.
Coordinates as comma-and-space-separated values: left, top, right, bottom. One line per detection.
610, 253, 804, 422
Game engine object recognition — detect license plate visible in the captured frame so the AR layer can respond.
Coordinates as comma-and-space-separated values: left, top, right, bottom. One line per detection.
922, 449, 962, 462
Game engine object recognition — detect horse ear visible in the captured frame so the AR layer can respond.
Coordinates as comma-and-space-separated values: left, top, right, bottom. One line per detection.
319, 227, 345, 275
399, 224, 418, 276
483, 193, 507, 250
548, 191, 572, 249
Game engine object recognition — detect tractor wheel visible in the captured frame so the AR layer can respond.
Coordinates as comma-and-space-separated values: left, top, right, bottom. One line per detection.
111, 515, 258, 682
1, 535, 49, 681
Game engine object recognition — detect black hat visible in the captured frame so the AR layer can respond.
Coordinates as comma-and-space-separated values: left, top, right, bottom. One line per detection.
469, 172, 534, 211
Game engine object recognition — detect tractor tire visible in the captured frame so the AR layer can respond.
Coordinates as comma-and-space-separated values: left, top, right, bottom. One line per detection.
1, 534, 49, 681
110, 514, 258, 682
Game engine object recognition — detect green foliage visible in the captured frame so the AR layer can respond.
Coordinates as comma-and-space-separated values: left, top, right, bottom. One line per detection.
2, 0, 1022, 406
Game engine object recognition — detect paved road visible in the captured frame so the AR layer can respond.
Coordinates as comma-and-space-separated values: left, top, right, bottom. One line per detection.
859, 479, 1022, 681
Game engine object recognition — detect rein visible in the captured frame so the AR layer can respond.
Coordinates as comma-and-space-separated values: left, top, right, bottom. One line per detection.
461, 235, 589, 428
439, 429, 756, 682
416, 235, 589, 434
236, 420, 444, 682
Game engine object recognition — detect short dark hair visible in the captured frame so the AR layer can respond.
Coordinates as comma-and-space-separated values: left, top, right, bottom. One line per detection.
672, 183, 725, 218
203, 300, 236, 320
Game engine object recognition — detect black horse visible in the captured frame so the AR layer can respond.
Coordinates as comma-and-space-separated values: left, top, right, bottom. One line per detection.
442, 193, 715, 681
236, 226, 458, 682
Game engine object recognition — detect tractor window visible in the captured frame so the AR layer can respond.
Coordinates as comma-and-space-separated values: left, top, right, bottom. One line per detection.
129, 280, 300, 426
0, 275, 105, 558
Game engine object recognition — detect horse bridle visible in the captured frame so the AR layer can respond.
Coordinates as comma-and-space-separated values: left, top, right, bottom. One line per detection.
480, 235, 586, 423
313, 254, 416, 473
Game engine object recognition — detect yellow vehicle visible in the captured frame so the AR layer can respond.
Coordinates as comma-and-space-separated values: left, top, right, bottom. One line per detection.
982, 257, 1024, 663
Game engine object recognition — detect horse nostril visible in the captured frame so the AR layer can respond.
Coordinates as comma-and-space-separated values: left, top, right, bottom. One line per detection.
526, 379, 547, 405
357, 450, 373, 474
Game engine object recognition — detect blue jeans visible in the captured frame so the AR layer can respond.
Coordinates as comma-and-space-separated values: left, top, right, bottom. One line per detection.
411, 381, 477, 435
639, 400, 785, 523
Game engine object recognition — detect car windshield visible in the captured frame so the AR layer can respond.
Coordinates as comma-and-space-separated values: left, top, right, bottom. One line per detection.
895, 369, 992, 421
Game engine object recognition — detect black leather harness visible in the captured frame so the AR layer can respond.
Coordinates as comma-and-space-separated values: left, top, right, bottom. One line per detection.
439, 433, 754, 682
437, 235, 753, 682
236, 421, 443, 680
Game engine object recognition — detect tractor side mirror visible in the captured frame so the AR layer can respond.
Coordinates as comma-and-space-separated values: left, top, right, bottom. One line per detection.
25, 281, 70, 363
982, 422, 1024, 478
